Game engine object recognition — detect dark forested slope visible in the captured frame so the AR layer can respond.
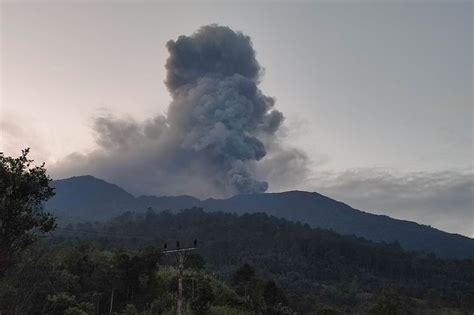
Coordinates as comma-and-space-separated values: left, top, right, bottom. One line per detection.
200, 191, 474, 259
57, 208, 474, 303
4, 209, 474, 314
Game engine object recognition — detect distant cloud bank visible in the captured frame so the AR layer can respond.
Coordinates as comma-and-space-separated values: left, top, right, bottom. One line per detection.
311, 169, 474, 238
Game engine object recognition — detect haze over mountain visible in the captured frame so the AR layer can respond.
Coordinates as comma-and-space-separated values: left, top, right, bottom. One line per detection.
48, 175, 474, 259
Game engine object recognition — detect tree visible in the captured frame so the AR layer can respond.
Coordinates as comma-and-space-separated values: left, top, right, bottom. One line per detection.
184, 252, 205, 270
119, 304, 139, 315
263, 280, 287, 308
0, 149, 56, 273
370, 292, 402, 315
44, 292, 78, 315
191, 279, 215, 315
232, 263, 256, 290
232, 264, 265, 311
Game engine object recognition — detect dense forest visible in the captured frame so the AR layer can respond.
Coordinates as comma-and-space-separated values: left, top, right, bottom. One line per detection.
3, 208, 472, 314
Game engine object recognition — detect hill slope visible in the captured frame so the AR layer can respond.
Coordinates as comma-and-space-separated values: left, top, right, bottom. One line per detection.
48, 175, 200, 219
200, 191, 474, 259
56, 208, 474, 313
49, 175, 136, 220
47, 175, 474, 259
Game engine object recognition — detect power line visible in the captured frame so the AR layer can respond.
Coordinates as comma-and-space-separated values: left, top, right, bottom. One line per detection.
51, 227, 158, 240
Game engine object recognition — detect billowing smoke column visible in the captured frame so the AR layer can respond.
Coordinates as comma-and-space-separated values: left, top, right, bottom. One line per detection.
164, 25, 283, 194
53, 25, 285, 197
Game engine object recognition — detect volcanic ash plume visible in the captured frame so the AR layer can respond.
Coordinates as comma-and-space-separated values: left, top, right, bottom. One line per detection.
52, 25, 285, 197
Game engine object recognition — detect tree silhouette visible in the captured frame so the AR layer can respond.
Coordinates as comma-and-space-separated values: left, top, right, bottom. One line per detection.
0, 149, 56, 274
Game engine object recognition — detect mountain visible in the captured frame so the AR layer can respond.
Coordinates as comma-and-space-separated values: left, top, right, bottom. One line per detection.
48, 175, 200, 220
49, 175, 136, 220
47, 175, 474, 259
200, 191, 474, 259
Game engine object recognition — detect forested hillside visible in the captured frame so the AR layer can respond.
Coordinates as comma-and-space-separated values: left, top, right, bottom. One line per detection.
39, 208, 474, 313
200, 191, 474, 259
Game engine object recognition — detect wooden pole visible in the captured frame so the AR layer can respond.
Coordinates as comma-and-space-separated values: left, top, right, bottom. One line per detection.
109, 287, 114, 315
177, 251, 184, 315
163, 244, 196, 315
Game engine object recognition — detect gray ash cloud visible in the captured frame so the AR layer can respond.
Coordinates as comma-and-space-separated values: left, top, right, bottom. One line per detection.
52, 25, 289, 197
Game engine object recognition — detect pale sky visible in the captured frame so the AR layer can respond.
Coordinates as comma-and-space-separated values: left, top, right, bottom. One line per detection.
1, 0, 473, 236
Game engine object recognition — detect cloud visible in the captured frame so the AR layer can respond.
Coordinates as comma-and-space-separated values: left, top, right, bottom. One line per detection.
310, 169, 474, 237
51, 25, 298, 198
0, 117, 50, 163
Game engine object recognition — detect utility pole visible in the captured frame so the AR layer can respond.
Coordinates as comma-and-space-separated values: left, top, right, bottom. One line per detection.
109, 265, 115, 315
109, 287, 114, 315
164, 240, 197, 315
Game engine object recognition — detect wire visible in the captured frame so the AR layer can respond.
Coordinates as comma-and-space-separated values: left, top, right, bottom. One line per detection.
50, 228, 197, 248
51, 227, 158, 241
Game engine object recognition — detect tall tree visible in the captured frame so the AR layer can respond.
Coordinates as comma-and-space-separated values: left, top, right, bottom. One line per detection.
0, 149, 56, 273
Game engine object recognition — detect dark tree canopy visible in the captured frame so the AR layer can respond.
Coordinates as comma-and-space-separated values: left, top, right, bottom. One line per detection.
191, 279, 215, 315
232, 263, 256, 287
1, 208, 473, 313
0, 149, 56, 272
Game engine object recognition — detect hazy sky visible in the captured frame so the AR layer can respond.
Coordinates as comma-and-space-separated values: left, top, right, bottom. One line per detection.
1, 1, 473, 236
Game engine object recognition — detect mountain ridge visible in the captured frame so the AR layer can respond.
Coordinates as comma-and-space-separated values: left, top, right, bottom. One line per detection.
46, 175, 474, 259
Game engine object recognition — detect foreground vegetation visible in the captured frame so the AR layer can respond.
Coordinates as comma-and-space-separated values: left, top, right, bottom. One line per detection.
1, 233, 474, 314
1, 243, 284, 314
4, 208, 473, 314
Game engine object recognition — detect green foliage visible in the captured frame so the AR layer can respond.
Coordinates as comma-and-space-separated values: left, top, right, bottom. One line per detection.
150, 292, 175, 314
317, 307, 342, 315
263, 280, 289, 314
0, 149, 56, 273
231, 263, 264, 310
0, 282, 16, 308
0, 243, 167, 313
209, 305, 253, 315
370, 292, 403, 315
45, 292, 78, 314
368, 290, 418, 315
232, 263, 256, 288
41, 208, 474, 313
191, 279, 215, 314
64, 307, 89, 315
185, 252, 205, 270
0, 245, 79, 313
1, 208, 473, 313
119, 304, 139, 315
61, 208, 474, 298
44, 292, 93, 315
